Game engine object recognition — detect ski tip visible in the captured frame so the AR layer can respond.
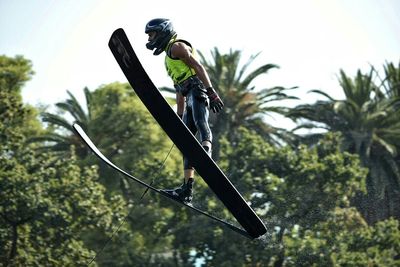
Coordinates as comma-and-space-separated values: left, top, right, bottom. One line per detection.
72, 122, 86, 135
109, 28, 127, 49
111, 28, 125, 36
72, 121, 81, 130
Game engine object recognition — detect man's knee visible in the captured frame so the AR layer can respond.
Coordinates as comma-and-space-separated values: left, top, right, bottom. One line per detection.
197, 123, 212, 143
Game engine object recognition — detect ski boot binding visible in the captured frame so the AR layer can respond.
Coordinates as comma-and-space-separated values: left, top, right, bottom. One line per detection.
161, 178, 194, 204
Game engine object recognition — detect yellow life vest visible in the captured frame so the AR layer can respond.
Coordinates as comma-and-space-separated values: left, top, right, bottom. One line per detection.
164, 38, 196, 85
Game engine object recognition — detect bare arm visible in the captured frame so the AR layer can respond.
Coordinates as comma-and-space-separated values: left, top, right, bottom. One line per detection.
171, 41, 224, 113
176, 92, 185, 116
170, 42, 212, 88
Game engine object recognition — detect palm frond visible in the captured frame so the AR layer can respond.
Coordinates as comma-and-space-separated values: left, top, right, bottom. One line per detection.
241, 64, 279, 89
308, 89, 336, 101
41, 112, 74, 132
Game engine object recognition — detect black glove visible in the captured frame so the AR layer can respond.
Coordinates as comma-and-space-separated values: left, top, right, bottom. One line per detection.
206, 87, 224, 113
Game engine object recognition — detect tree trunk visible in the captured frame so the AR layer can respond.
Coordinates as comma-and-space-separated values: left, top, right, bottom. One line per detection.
5, 223, 18, 267
273, 227, 286, 267
353, 187, 400, 224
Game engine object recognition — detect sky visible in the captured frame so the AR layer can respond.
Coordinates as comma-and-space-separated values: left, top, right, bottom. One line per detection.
1, 0, 399, 128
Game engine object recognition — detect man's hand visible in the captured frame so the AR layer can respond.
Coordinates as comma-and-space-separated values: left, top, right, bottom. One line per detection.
206, 87, 224, 113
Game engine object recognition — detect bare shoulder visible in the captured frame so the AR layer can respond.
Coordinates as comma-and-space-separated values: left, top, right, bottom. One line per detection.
170, 41, 192, 59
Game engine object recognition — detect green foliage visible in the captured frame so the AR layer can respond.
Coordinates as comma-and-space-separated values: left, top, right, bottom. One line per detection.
0, 55, 41, 150
26, 77, 184, 265
89, 82, 181, 177
30, 88, 94, 157
3, 54, 399, 266
32, 82, 181, 185
170, 128, 368, 266
198, 48, 298, 159
0, 55, 34, 93
0, 55, 127, 266
381, 61, 400, 98
223, 128, 366, 226
285, 209, 400, 266
333, 218, 400, 266
0, 148, 126, 266
288, 61, 400, 223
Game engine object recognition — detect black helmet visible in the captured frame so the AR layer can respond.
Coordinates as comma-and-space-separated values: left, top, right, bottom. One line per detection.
145, 18, 176, 55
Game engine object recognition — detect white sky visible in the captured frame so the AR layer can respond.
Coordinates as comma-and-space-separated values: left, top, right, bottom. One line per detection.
1, 0, 399, 128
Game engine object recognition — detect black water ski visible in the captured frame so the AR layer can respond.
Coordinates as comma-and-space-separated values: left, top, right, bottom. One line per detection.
73, 123, 252, 239
108, 28, 267, 238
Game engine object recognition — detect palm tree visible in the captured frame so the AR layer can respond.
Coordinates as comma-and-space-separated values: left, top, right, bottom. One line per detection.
288, 62, 400, 223
380, 61, 400, 98
197, 48, 297, 159
29, 88, 92, 158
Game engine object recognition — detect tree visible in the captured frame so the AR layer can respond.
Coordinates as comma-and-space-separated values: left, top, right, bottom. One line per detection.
0, 55, 41, 149
166, 128, 370, 266
0, 148, 126, 266
29, 87, 93, 158
221, 129, 366, 266
31, 82, 182, 186
197, 48, 297, 159
31, 83, 185, 265
380, 61, 400, 98
288, 62, 400, 223
0, 55, 126, 266
285, 208, 400, 266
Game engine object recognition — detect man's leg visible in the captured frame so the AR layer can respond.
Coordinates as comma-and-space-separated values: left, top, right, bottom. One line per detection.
161, 100, 196, 203
192, 96, 212, 157
182, 101, 197, 180
182, 103, 196, 200
201, 140, 212, 157
184, 169, 195, 182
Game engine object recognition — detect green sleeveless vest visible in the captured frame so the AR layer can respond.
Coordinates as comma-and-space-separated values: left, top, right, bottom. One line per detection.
164, 38, 196, 85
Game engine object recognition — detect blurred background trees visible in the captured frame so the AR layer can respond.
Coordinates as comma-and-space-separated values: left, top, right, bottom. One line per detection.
1, 53, 399, 266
